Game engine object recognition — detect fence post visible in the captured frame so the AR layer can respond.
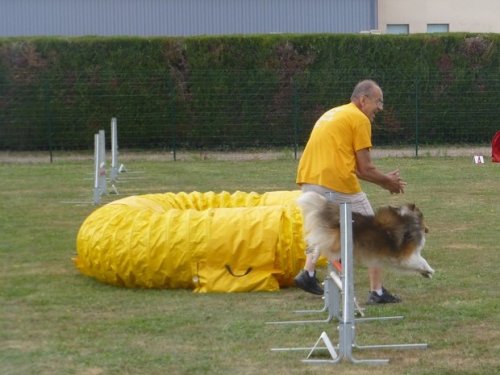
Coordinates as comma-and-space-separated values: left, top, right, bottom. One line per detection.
44, 80, 53, 163
168, 80, 177, 161
292, 77, 300, 160
414, 75, 420, 158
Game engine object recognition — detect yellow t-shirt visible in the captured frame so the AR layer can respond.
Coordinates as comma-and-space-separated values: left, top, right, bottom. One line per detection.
296, 102, 372, 194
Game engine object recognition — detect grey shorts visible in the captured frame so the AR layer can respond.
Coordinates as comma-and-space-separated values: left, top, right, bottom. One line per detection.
301, 183, 374, 216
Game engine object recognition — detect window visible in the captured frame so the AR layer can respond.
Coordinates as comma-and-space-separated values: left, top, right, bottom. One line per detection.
386, 24, 409, 35
427, 24, 449, 33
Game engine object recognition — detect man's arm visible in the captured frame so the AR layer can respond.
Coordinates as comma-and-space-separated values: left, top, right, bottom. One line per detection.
355, 148, 406, 194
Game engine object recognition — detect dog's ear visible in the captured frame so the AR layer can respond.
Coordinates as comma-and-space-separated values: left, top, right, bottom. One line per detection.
399, 203, 418, 216
374, 206, 399, 229
397, 205, 410, 216
409, 203, 416, 211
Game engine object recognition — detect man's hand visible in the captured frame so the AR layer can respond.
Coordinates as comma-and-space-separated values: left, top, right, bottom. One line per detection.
386, 169, 407, 194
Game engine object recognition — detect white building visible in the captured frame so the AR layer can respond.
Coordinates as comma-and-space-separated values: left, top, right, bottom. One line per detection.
379, 0, 500, 34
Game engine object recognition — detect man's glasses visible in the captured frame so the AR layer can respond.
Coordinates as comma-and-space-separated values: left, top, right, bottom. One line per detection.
364, 95, 384, 109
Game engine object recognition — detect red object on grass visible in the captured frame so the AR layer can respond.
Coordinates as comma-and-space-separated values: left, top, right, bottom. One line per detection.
492, 131, 500, 163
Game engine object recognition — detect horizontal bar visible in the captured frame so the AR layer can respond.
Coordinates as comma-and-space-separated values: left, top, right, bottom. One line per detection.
265, 317, 333, 325
355, 315, 404, 323
356, 343, 428, 350
271, 346, 330, 352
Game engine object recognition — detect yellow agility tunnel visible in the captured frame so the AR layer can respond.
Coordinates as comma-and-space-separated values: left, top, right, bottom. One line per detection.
74, 190, 309, 292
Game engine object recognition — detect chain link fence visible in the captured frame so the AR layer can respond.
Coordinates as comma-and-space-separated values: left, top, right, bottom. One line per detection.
1, 69, 498, 158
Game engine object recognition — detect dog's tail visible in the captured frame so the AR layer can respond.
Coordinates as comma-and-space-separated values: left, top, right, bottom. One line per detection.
296, 191, 327, 216
297, 191, 341, 259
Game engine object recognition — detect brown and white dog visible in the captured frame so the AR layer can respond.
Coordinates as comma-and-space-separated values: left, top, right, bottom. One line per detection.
297, 191, 435, 278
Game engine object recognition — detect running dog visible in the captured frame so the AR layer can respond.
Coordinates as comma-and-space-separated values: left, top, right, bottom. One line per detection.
297, 191, 435, 278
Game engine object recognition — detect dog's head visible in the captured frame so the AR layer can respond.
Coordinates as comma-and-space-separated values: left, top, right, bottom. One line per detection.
376, 203, 434, 278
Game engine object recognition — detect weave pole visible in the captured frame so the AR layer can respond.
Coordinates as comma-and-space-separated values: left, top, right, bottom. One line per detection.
92, 133, 105, 205
98, 130, 107, 195
110, 117, 126, 183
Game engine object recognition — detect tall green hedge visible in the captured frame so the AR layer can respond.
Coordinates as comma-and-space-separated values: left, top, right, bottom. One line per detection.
0, 33, 498, 150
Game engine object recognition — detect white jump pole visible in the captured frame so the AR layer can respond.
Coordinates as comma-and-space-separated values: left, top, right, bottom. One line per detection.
303, 202, 389, 364
92, 134, 102, 205
110, 117, 118, 182
110, 117, 126, 184
98, 129, 107, 196
111, 117, 119, 182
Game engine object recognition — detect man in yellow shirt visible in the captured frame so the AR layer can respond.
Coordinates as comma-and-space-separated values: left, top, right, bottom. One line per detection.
295, 79, 407, 304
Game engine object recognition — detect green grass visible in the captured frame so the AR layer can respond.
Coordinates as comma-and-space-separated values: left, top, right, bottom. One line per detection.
1, 154, 499, 374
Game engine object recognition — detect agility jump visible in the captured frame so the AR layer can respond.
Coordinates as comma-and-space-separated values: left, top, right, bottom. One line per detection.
271, 202, 429, 365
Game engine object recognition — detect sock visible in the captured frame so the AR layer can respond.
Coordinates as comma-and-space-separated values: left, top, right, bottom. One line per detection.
307, 270, 315, 277
374, 288, 383, 296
